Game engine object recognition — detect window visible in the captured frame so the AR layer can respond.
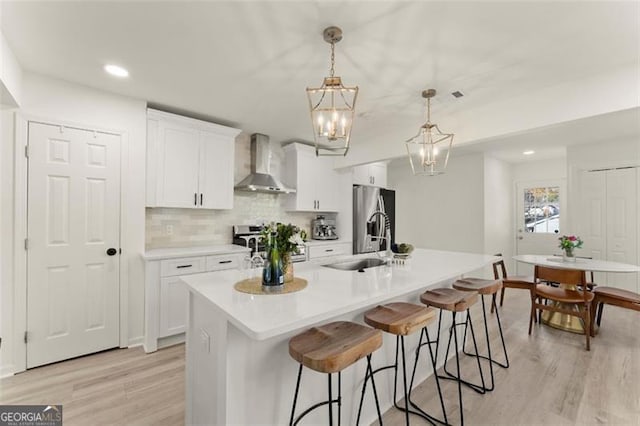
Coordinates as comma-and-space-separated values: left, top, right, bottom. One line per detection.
523, 186, 559, 233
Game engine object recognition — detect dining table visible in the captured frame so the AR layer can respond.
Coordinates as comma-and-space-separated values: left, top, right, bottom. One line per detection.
513, 254, 640, 334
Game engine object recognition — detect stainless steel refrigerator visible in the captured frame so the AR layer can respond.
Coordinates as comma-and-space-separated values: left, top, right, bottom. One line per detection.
353, 185, 396, 254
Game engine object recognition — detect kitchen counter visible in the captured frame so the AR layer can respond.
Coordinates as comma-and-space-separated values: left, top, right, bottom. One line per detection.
142, 244, 249, 260
182, 248, 497, 425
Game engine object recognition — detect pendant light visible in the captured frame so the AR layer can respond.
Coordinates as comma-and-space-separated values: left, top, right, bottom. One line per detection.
405, 89, 454, 176
306, 26, 358, 157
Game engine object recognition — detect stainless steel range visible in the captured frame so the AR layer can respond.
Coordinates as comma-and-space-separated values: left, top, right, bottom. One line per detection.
232, 225, 307, 262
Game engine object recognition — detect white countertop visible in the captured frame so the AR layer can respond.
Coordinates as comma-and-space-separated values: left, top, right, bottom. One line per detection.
142, 244, 250, 261
181, 248, 497, 341
514, 254, 640, 273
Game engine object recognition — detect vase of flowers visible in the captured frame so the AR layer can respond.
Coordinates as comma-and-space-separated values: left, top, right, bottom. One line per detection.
559, 235, 583, 262
261, 222, 305, 283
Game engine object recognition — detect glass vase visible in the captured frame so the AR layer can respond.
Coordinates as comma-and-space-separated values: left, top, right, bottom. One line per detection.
563, 247, 576, 262
283, 253, 294, 283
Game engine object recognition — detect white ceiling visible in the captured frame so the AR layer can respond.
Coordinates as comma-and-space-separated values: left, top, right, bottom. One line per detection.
2, 1, 639, 163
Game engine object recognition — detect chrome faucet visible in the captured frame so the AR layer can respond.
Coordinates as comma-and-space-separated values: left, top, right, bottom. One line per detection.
367, 211, 392, 263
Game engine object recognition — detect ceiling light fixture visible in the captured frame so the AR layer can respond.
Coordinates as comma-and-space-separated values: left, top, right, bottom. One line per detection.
306, 26, 358, 157
405, 89, 454, 176
523, 150, 535, 155
104, 64, 129, 78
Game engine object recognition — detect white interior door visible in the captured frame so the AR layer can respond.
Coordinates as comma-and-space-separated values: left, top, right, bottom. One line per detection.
515, 180, 565, 275
578, 168, 638, 292
27, 122, 121, 368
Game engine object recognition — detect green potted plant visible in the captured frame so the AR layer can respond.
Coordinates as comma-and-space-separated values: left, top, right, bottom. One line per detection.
260, 223, 304, 283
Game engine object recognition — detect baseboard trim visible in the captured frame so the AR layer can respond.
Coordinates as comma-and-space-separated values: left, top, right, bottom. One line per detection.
127, 336, 144, 348
0, 364, 16, 378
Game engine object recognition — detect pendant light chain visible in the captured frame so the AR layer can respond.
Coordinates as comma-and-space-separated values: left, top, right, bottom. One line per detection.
329, 41, 336, 77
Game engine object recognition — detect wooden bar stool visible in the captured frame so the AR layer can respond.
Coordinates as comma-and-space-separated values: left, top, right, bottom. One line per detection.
452, 277, 509, 392
420, 288, 486, 426
361, 302, 447, 425
288, 321, 383, 426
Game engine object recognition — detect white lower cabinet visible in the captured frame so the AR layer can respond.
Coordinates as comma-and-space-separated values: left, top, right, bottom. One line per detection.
143, 247, 249, 352
307, 241, 352, 260
159, 276, 189, 338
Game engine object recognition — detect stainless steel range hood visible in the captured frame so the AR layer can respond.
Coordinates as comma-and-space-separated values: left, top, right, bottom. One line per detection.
234, 133, 296, 194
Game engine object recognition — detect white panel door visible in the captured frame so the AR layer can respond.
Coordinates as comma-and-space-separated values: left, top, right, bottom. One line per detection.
158, 122, 200, 208
199, 131, 234, 209
27, 122, 121, 368
515, 180, 564, 275
578, 170, 607, 285
606, 168, 638, 291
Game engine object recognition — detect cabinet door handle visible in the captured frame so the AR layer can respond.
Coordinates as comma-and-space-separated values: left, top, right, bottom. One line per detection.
200, 193, 203, 205
194, 193, 197, 206
177, 264, 193, 269
325, 249, 334, 252
372, 176, 375, 184
317, 200, 320, 210
218, 260, 232, 264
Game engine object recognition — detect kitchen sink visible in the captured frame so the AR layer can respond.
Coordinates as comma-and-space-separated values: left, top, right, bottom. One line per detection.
322, 257, 386, 271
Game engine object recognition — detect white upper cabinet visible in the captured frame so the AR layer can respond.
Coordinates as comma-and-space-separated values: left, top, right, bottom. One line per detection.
283, 143, 340, 212
352, 162, 387, 188
146, 109, 241, 209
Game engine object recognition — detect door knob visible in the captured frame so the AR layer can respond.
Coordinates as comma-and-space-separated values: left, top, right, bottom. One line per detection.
106, 248, 118, 256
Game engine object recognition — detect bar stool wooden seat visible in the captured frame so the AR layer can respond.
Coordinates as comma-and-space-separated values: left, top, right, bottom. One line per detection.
452, 278, 509, 392
590, 287, 640, 336
362, 302, 447, 425
288, 321, 383, 426
420, 288, 486, 426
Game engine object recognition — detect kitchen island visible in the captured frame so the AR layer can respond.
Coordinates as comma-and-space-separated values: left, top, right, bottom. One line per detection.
181, 249, 497, 425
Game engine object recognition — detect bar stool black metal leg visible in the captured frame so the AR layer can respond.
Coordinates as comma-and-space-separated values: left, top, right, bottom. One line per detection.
400, 336, 410, 426
367, 354, 383, 425
290, 364, 303, 426
407, 327, 449, 426
328, 373, 333, 426
442, 310, 486, 394
461, 293, 509, 376
453, 313, 464, 426
492, 294, 510, 368
356, 354, 384, 426
461, 295, 495, 391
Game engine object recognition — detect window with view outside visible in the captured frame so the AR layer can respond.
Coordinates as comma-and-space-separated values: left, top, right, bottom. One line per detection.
524, 186, 560, 233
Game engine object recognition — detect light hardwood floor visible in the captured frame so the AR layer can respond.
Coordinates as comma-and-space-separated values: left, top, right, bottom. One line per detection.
1, 290, 638, 425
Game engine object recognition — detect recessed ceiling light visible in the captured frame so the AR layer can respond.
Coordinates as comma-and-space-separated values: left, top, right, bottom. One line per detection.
104, 64, 129, 78
523, 150, 535, 155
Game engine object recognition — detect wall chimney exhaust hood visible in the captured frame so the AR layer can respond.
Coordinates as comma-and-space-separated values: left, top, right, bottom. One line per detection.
234, 133, 296, 194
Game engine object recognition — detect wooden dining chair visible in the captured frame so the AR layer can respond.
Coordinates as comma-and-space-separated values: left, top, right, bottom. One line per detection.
529, 265, 593, 351
491, 254, 535, 313
589, 287, 640, 337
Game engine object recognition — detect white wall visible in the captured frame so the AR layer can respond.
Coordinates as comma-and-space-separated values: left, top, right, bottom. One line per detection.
387, 153, 485, 254
484, 156, 513, 266
0, 31, 23, 107
1, 72, 147, 375
512, 158, 567, 182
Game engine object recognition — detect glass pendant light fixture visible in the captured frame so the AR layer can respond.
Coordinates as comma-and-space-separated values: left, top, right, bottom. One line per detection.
405, 89, 454, 176
306, 26, 358, 156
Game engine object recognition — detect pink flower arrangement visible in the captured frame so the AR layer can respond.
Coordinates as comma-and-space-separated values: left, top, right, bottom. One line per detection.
559, 235, 583, 250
